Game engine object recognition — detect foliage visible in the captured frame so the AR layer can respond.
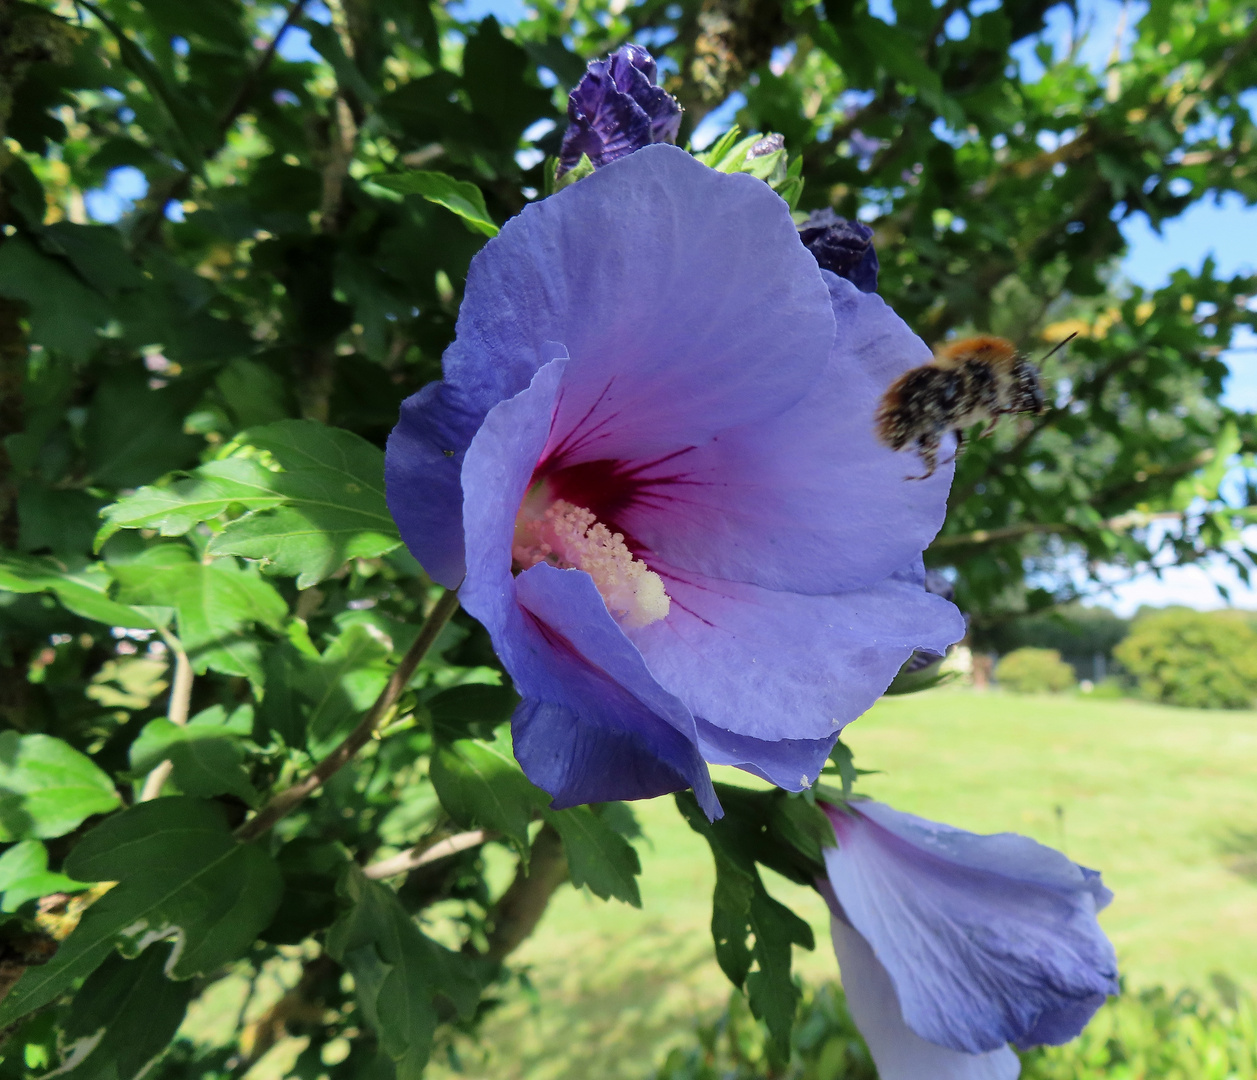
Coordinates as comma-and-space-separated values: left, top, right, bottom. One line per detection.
1115, 607, 1257, 708
994, 646, 1077, 694
0, 0, 1254, 1074
655, 979, 1257, 1080
975, 603, 1130, 666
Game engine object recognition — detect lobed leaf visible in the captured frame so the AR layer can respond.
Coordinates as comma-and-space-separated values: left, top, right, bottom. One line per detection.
430, 736, 547, 856
326, 865, 480, 1077
129, 706, 257, 803
0, 551, 159, 630
677, 791, 815, 1053
96, 458, 286, 548
544, 806, 642, 906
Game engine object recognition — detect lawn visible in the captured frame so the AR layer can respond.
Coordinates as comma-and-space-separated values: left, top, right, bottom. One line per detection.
423, 689, 1257, 1080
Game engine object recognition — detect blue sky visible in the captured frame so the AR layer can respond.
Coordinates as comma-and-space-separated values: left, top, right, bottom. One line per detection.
79, 0, 1257, 612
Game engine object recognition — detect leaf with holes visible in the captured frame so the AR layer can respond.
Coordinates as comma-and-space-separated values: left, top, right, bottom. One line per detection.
53, 943, 194, 1080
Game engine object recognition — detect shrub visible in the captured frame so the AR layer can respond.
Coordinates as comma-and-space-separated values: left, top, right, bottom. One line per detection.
655, 981, 1257, 1080
1114, 608, 1257, 709
995, 648, 1076, 694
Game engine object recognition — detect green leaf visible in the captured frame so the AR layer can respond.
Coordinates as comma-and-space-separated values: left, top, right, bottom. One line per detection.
41, 222, 143, 298
0, 798, 282, 1027
129, 706, 257, 803
0, 551, 158, 629
53, 943, 194, 1080
372, 171, 499, 237
304, 623, 393, 752
544, 806, 641, 906
97, 458, 286, 549
677, 791, 814, 1053
0, 732, 121, 842
261, 840, 350, 945
426, 682, 518, 742
76, 0, 208, 175
111, 544, 287, 683
254, 624, 391, 752
204, 420, 401, 588
0, 235, 109, 359
326, 865, 480, 1078
0, 841, 87, 913
429, 737, 546, 856
84, 373, 204, 488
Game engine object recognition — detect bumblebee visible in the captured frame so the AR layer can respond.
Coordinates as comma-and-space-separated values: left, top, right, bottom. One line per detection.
875, 334, 1071, 479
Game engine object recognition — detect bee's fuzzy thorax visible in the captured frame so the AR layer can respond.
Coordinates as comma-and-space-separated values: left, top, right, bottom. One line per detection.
934, 334, 1019, 370
874, 333, 1052, 478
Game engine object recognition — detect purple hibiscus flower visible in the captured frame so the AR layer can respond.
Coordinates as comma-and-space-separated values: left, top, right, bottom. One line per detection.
819, 799, 1119, 1079
385, 145, 962, 817
557, 44, 682, 177
798, 209, 880, 293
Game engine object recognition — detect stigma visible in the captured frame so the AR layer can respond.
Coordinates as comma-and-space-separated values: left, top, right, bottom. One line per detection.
513, 494, 671, 629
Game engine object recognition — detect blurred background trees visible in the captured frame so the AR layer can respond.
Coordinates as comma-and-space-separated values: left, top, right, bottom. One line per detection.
1, 0, 1256, 1075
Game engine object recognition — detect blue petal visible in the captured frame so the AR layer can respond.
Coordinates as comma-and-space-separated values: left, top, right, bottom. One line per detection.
610, 275, 954, 596
632, 563, 964, 742
459, 357, 719, 816
822, 800, 1119, 1054
385, 380, 478, 588
692, 717, 837, 791
830, 916, 1022, 1080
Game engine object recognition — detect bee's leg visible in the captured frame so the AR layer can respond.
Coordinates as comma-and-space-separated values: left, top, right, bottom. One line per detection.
906, 436, 939, 480
939, 427, 966, 466
978, 417, 999, 438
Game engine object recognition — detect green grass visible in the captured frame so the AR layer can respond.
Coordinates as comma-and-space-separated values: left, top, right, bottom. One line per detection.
426, 689, 1257, 1080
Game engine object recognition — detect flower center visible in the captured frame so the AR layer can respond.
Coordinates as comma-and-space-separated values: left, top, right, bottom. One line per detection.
513, 491, 670, 629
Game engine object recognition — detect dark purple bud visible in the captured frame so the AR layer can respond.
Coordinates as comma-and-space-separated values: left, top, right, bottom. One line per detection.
558, 44, 682, 177
798, 209, 880, 293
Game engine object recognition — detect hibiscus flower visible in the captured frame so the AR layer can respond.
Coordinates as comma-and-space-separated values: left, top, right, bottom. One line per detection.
819, 799, 1119, 1079
385, 144, 961, 816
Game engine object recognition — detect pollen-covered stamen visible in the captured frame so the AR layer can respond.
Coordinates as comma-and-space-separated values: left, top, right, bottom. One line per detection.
513, 494, 670, 629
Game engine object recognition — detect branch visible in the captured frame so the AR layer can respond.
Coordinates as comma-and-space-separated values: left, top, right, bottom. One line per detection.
138, 631, 193, 802
364, 829, 492, 880
235, 588, 460, 842
480, 824, 568, 965
219, 0, 311, 139
932, 509, 1185, 550
129, 0, 311, 246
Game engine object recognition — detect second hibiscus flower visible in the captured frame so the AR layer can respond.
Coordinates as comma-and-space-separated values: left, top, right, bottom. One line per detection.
386, 144, 962, 817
